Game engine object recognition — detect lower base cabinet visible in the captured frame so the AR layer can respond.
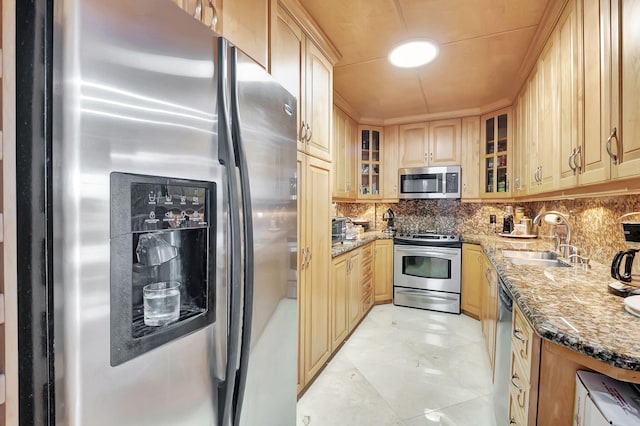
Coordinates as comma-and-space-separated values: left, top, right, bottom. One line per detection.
374, 239, 393, 304
508, 304, 541, 426
300, 241, 377, 395
481, 253, 499, 379
461, 243, 483, 318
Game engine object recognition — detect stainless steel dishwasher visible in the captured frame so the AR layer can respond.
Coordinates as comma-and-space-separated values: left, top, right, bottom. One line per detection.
494, 278, 513, 426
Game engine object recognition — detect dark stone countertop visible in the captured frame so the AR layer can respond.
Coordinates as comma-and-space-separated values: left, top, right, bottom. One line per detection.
331, 231, 394, 258
464, 234, 640, 371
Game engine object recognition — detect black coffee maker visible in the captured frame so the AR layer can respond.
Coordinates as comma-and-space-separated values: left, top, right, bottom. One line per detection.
611, 215, 640, 283
383, 208, 395, 233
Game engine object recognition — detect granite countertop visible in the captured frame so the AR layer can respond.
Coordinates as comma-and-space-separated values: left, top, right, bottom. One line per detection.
331, 231, 394, 258
464, 234, 640, 371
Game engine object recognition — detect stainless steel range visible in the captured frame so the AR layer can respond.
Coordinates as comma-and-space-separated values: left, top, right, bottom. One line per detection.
393, 233, 462, 314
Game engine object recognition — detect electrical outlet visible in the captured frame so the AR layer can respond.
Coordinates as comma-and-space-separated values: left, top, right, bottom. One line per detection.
490, 214, 496, 224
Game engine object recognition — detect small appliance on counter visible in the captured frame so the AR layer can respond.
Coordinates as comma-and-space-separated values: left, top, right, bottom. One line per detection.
382, 208, 395, 234
611, 212, 640, 284
332, 217, 348, 245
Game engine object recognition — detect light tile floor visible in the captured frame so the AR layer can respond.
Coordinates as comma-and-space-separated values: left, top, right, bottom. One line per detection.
297, 304, 497, 426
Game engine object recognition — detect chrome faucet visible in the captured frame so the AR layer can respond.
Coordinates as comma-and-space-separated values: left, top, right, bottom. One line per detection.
532, 211, 572, 258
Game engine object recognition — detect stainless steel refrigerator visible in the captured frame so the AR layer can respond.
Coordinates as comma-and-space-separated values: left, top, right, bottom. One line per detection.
15, 0, 297, 425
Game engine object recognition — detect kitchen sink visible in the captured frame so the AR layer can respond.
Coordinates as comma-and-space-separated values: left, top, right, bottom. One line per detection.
502, 250, 558, 260
501, 250, 571, 268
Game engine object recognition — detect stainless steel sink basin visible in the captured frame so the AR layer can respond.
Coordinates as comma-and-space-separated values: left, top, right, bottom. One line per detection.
501, 250, 570, 268
502, 250, 558, 260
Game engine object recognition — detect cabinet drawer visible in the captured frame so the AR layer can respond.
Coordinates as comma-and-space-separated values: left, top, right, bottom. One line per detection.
508, 386, 527, 426
512, 307, 534, 371
362, 295, 373, 312
361, 244, 373, 262
509, 356, 531, 421
361, 264, 373, 281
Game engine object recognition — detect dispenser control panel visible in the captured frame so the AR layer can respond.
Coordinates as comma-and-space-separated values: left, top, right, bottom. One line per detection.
131, 183, 208, 232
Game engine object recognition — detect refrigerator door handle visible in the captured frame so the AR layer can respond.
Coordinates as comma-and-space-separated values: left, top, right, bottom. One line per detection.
228, 45, 256, 426
218, 38, 243, 426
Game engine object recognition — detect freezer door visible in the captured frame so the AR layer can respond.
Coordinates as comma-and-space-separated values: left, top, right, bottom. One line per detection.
52, 0, 226, 424
229, 48, 298, 426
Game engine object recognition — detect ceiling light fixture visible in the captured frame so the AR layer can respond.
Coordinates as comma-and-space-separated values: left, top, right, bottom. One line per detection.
388, 39, 439, 68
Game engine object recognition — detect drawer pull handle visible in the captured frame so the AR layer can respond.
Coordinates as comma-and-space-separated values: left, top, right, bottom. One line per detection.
509, 418, 517, 425
511, 373, 523, 393
513, 329, 526, 342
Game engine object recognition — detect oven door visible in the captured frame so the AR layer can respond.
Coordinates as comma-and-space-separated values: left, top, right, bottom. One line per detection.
393, 244, 461, 292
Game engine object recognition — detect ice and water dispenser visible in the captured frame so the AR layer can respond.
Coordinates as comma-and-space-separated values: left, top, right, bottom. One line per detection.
110, 173, 217, 366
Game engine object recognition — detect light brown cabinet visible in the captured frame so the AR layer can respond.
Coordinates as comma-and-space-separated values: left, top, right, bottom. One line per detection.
530, 37, 559, 194
481, 109, 512, 198
332, 106, 357, 199
398, 119, 462, 168
272, 5, 333, 162
582, 0, 640, 183
481, 253, 499, 379
297, 152, 332, 391
171, 0, 222, 32
171, 0, 268, 67
346, 249, 362, 332
360, 243, 374, 314
382, 125, 400, 200
508, 304, 541, 426
513, 0, 640, 197
358, 126, 383, 199
461, 243, 482, 319
460, 116, 480, 199
331, 252, 352, 351
374, 239, 393, 304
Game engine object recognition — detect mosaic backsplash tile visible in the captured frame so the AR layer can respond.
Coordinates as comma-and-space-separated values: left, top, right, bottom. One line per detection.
337, 195, 640, 265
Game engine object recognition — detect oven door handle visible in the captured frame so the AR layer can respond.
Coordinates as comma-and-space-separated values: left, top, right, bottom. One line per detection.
396, 249, 460, 259
397, 289, 459, 301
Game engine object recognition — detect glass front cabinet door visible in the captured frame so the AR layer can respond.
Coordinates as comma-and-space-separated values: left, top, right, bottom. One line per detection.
359, 126, 383, 199
481, 109, 511, 198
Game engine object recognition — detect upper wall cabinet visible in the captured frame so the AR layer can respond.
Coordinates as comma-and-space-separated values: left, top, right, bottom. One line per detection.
583, 0, 640, 182
358, 126, 383, 199
460, 116, 480, 200
382, 125, 399, 201
171, 0, 268, 68
481, 109, 512, 199
172, 0, 222, 32
222, 0, 268, 67
332, 106, 357, 199
272, 4, 334, 162
398, 119, 461, 168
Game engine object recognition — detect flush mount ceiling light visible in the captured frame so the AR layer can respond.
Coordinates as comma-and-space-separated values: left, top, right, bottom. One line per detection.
388, 40, 439, 68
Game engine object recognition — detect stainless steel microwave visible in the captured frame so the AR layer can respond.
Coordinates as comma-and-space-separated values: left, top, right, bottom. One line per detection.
398, 166, 461, 199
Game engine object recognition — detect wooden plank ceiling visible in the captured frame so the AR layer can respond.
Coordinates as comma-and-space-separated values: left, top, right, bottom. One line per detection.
298, 0, 550, 120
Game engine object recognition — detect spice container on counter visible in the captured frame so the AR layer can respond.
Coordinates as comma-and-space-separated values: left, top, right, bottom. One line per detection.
514, 206, 525, 224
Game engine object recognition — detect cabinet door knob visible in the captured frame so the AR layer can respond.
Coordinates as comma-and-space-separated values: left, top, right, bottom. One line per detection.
207, 0, 218, 31
305, 123, 313, 143
568, 148, 577, 173
606, 127, 620, 165
300, 122, 307, 141
511, 373, 523, 393
513, 328, 526, 342
193, 0, 202, 19
574, 145, 582, 173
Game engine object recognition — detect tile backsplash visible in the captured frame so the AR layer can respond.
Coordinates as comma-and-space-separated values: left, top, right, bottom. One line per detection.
337, 195, 640, 265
